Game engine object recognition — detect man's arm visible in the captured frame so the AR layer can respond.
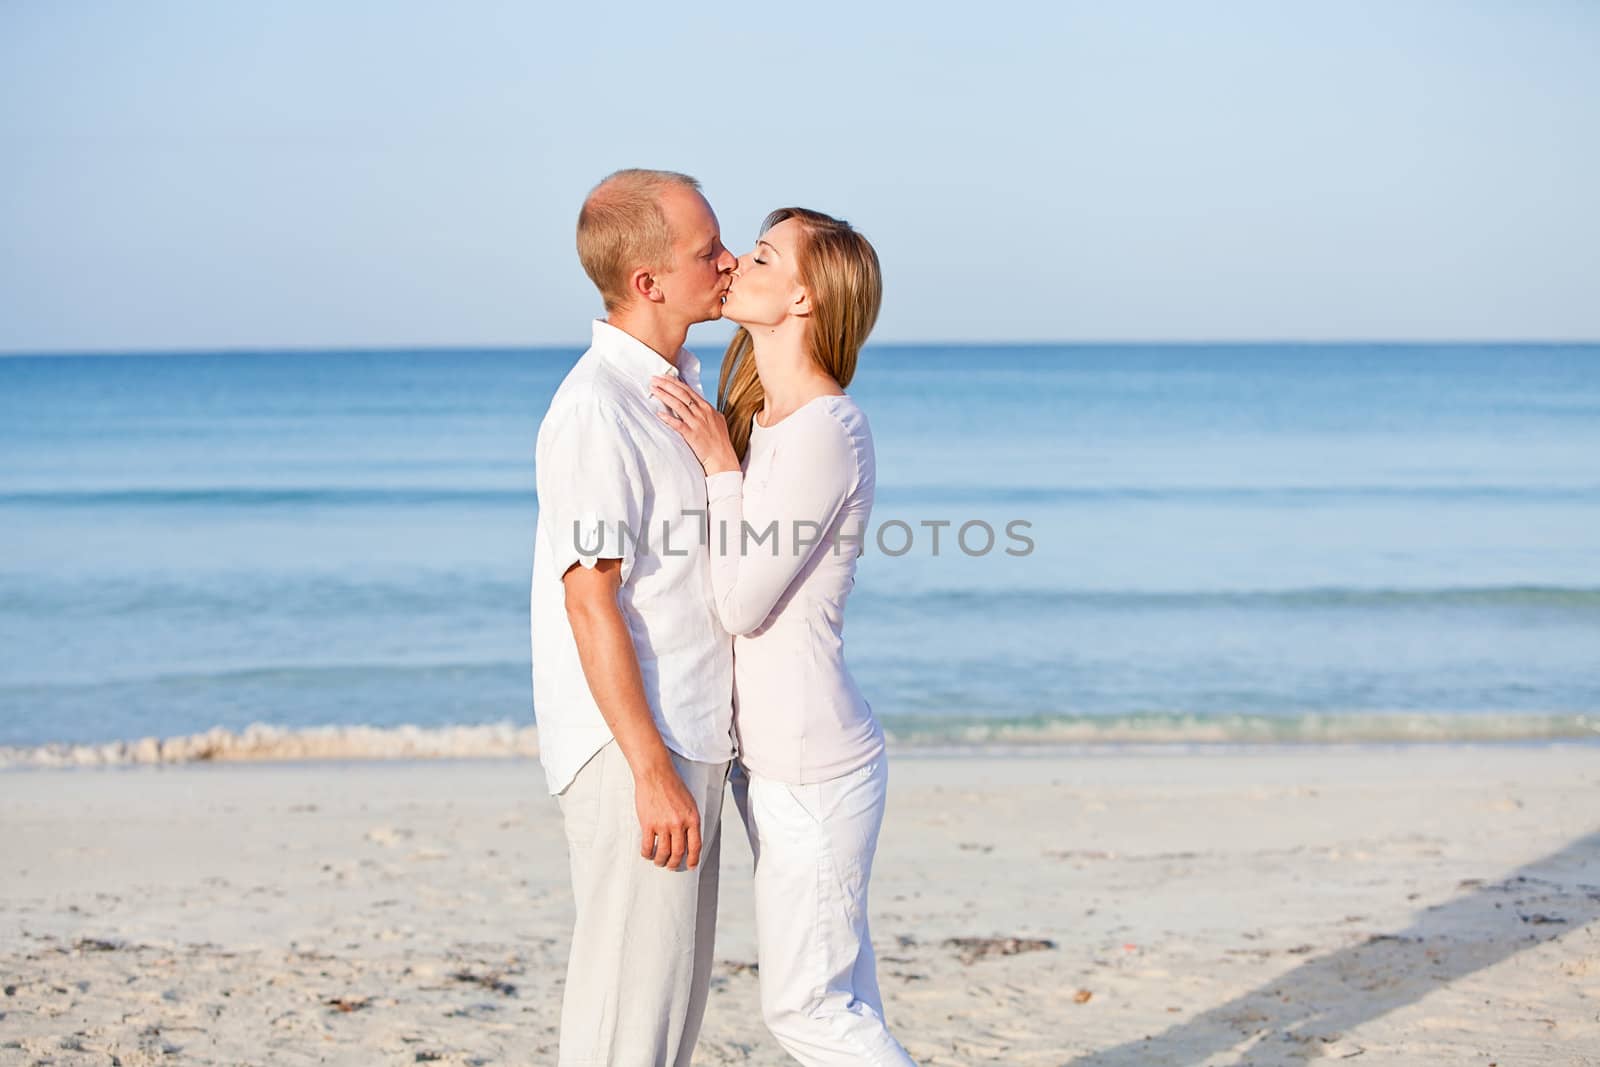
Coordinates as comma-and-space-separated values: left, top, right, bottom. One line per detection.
562, 557, 703, 871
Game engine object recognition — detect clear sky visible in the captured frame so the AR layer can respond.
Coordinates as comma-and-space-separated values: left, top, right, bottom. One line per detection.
2, 1, 1596, 352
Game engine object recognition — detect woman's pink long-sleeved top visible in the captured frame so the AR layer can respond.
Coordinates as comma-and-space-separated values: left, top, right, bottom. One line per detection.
702, 394, 885, 785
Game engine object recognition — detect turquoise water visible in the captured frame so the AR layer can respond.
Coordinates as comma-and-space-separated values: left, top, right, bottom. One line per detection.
1, 343, 1597, 753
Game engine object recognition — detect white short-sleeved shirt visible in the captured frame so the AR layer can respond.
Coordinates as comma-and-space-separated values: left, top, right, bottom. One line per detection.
703, 394, 884, 785
531, 320, 734, 795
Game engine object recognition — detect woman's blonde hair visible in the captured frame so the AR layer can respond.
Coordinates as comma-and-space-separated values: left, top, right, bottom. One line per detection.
717, 208, 883, 460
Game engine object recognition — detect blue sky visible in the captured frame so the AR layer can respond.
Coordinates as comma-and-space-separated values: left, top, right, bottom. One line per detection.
2, 1, 1596, 351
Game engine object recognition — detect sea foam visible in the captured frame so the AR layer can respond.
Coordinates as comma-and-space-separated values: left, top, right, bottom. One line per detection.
2, 712, 1595, 770
0, 721, 540, 769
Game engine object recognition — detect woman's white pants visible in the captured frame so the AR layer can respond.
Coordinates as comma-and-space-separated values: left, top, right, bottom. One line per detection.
732, 758, 917, 1067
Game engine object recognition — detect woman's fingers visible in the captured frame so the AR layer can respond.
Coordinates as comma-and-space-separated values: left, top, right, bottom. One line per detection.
651, 376, 702, 412
650, 384, 704, 425
648, 385, 677, 413
654, 394, 737, 475
650, 380, 732, 473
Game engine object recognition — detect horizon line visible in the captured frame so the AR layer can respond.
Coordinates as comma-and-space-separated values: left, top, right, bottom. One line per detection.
4, 337, 1600, 359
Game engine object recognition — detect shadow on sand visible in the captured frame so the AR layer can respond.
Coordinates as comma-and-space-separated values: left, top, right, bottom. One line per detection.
1067, 829, 1600, 1066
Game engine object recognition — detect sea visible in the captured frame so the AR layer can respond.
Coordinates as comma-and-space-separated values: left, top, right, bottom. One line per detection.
2, 341, 1597, 765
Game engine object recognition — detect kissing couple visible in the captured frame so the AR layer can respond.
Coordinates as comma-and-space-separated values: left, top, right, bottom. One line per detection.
530, 168, 917, 1066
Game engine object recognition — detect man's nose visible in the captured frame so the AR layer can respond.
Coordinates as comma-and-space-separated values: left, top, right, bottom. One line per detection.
718, 248, 738, 272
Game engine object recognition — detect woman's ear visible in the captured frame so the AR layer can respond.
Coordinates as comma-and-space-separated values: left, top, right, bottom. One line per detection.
792, 286, 811, 318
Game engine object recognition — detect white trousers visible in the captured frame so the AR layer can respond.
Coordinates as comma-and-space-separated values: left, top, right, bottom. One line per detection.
556, 740, 729, 1067
732, 758, 918, 1067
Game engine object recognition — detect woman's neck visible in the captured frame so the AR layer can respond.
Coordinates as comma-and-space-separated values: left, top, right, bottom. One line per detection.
747, 322, 842, 427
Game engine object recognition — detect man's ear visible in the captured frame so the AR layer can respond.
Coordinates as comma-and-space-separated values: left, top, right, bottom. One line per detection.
629, 267, 664, 304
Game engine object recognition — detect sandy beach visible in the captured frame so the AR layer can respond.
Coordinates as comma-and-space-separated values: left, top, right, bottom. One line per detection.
3, 744, 1597, 1065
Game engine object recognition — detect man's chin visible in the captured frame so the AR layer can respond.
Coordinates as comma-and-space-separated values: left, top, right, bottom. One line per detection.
687, 295, 734, 326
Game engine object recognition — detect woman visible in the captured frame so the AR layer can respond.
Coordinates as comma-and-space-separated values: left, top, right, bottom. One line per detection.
649, 207, 916, 1066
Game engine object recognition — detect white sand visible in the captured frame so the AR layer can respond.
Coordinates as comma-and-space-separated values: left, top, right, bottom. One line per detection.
3, 744, 1597, 1065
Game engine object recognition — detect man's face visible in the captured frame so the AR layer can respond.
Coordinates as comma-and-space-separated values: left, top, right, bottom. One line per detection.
654, 185, 737, 325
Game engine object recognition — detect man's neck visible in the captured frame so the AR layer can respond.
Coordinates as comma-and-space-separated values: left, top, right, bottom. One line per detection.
605, 308, 688, 370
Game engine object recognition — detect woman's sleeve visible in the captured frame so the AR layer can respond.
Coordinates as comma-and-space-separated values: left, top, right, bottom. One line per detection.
702, 414, 857, 636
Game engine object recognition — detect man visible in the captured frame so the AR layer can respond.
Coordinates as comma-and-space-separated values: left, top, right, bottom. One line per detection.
531, 168, 738, 1066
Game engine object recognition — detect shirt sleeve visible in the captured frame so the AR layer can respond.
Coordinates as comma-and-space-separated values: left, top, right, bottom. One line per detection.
535, 392, 644, 585
703, 412, 858, 635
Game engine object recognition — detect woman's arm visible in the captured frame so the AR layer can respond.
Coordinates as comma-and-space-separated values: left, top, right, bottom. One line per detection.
649, 376, 855, 636
700, 421, 854, 634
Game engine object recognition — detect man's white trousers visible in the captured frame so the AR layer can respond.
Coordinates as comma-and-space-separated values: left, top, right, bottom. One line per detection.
556, 741, 728, 1067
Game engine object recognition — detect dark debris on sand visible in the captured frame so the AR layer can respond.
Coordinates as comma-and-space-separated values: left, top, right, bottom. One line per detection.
943, 936, 1057, 965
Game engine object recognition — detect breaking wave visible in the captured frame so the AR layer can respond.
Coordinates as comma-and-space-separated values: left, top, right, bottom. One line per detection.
3, 711, 1595, 770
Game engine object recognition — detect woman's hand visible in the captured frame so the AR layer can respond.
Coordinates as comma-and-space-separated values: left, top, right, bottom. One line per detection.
650, 376, 741, 476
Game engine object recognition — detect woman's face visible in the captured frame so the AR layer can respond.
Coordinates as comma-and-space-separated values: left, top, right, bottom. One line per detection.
721, 217, 807, 329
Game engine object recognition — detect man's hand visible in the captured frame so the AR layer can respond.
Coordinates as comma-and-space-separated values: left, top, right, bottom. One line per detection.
563, 558, 704, 872
633, 756, 703, 870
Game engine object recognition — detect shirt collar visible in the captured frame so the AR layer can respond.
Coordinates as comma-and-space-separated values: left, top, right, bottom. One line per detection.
591, 319, 700, 389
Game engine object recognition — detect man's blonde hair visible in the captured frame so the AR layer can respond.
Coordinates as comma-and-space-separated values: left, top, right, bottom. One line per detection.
577, 169, 702, 312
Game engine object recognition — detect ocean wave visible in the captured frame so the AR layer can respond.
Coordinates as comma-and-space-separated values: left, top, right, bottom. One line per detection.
0, 577, 518, 620
877, 484, 1600, 504
5, 579, 1598, 624
3, 712, 1595, 770
879, 711, 1600, 746
865, 585, 1600, 611
4, 482, 1598, 510
0, 721, 540, 769
0, 487, 531, 509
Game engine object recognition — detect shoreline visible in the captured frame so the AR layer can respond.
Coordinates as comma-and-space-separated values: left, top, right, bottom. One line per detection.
3, 736, 1600, 776
3, 712, 1596, 770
